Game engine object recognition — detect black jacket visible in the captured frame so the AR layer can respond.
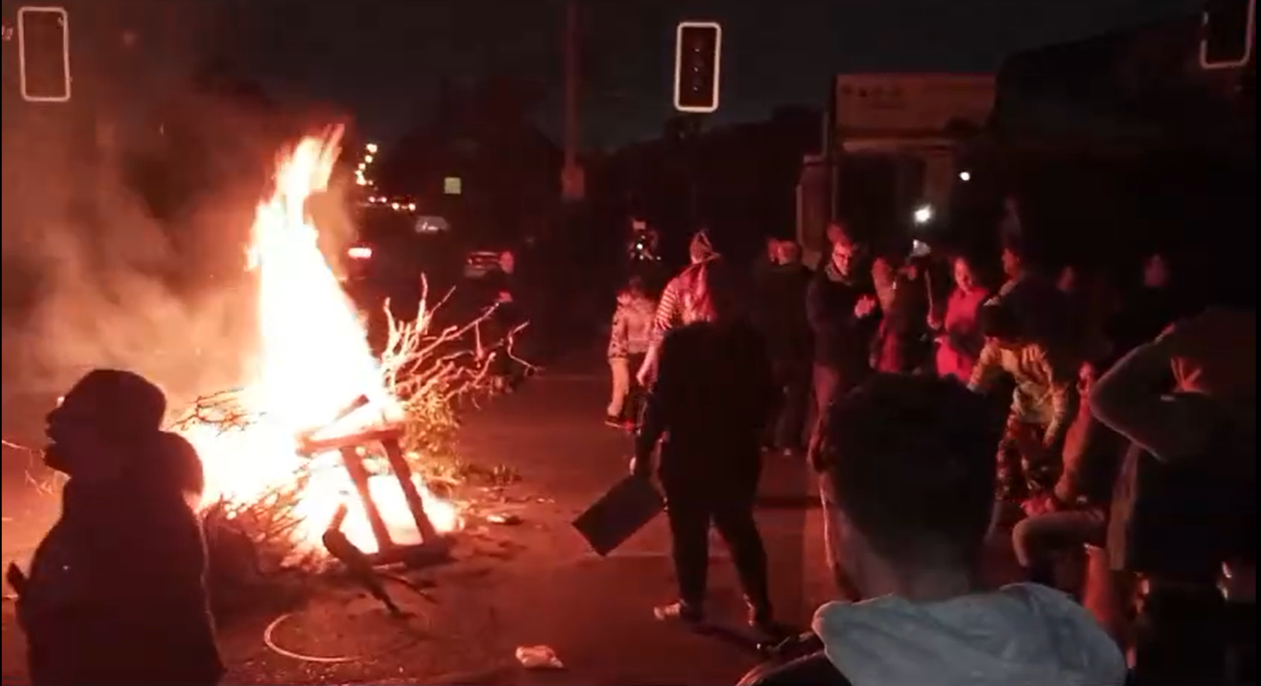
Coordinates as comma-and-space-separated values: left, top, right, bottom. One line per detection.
637, 320, 776, 479
806, 266, 878, 373
20, 477, 223, 686
753, 262, 813, 361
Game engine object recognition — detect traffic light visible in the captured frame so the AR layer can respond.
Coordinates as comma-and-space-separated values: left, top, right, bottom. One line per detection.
17, 6, 71, 102
1200, 0, 1255, 70
673, 21, 722, 114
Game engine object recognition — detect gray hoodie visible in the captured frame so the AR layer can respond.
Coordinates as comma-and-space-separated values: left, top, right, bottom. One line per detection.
812, 583, 1126, 686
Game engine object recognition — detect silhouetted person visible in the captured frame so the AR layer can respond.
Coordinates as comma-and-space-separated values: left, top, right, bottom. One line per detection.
1092, 308, 1255, 686
632, 259, 780, 635
752, 239, 813, 454
16, 370, 223, 686
740, 375, 1126, 686
485, 249, 529, 389
805, 222, 878, 454
806, 222, 879, 594
1108, 251, 1192, 357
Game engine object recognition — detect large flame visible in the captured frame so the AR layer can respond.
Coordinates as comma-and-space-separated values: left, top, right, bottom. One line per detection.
181, 129, 460, 556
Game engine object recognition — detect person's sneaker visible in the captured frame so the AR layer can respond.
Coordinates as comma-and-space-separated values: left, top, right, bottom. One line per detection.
746, 605, 789, 640
653, 600, 705, 626
604, 415, 623, 428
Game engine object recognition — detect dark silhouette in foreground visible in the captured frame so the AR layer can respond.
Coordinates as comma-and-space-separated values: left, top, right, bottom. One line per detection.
742, 374, 1126, 686
14, 369, 223, 686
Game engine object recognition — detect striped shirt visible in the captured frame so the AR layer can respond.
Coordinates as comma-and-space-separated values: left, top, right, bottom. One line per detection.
969, 340, 1079, 451
650, 260, 717, 347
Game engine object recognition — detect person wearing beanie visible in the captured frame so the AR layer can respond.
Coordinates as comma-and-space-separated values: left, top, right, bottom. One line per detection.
17, 369, 224, 686
636, 228, 721, 386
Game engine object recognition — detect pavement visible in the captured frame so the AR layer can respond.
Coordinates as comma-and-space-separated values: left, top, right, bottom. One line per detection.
1, 348, 841, 686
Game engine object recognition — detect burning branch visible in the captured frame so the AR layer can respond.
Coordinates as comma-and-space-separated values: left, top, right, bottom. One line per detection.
176, 275, 528, 574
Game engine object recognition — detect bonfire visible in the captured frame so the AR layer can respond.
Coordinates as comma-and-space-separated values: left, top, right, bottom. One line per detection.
173, 128, 500, 569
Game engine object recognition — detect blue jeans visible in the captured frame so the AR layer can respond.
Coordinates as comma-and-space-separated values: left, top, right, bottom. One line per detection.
1012, 507, 1107, 582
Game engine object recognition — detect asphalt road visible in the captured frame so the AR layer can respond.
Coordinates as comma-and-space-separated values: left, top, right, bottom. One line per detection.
1, 348, 842, 686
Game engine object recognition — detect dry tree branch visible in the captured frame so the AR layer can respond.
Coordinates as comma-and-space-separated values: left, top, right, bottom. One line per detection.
176, 277, 526, 570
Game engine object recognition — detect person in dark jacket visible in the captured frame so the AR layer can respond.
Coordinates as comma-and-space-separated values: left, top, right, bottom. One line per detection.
632, 258, 780, 635
1092, 308, 1255, 686
805, 223, 879, 597
805, 222, 879, 459
1107, 250, 1193, 357
16, 369, 223, 686
483, 249, 530, 389
870, 251, 931, 374
753, 239, 813, 454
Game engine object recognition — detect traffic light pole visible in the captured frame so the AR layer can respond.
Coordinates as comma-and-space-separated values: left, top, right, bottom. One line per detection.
561, 0, 585, 202
687, 114, 703, 227
673, 21, 721, 227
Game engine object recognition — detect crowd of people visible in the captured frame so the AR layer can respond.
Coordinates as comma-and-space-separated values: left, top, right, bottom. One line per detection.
627, 204, 1255, 685
9, 201, 1254, 685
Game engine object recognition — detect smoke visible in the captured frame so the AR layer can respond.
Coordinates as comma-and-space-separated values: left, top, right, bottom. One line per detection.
0, 1, 372, 423
3, 106, 304, 424
1, 107, 264, 412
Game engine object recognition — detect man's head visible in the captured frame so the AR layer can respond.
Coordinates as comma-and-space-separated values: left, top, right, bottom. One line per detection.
765, 236, 781, 263
818, 374, 1003, 598
1057, 264, 1081, 294
826, 223, 859, 277
1000, 242, 1026, 281
45, 369, 167, 479
775, 240, 802, 265
978, 300, 1026, 351
1143, 252, 1170, 289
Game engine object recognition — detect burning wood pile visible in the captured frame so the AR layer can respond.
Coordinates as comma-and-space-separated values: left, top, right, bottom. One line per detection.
172, 129, 507, 598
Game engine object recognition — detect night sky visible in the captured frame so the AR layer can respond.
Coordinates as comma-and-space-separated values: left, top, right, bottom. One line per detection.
221, 0, 1200, 147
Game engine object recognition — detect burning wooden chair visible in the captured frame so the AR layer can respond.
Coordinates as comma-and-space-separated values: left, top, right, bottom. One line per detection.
297, 395, 450, 568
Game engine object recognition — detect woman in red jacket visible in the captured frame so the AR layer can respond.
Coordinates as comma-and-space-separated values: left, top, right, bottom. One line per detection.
930, 254, 991, 382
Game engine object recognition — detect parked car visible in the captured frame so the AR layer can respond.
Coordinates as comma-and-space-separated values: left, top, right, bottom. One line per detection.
463, 250, 503, 279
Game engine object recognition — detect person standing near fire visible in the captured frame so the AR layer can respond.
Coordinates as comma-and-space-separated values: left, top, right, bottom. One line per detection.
484, 249, 530, 391
752, 238, 813, 455
804, 222, 880, 600
635, 229, 720, 387
632, 258, 781, 635
606, 275, 656, 429
14, 369, 223, 686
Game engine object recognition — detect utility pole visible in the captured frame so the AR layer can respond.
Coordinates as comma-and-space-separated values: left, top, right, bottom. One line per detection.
560, 0, 585, 202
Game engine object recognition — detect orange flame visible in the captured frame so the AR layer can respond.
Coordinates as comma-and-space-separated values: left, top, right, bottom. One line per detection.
181, 128, 460, 556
